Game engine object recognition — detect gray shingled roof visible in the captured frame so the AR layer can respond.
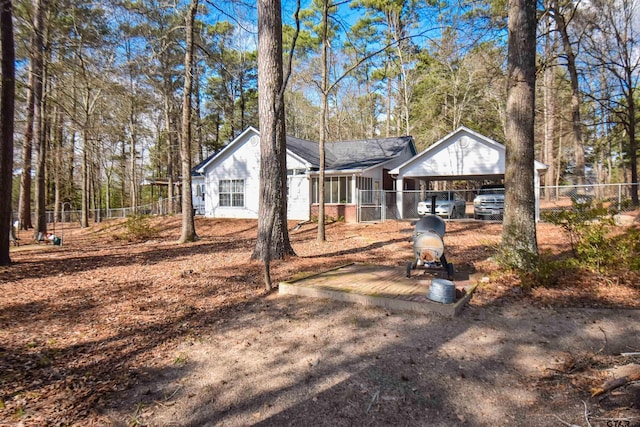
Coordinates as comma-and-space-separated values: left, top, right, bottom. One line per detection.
287, 135, 414, 171
327, 136, 414, 170
193, 130, 415, 175
285, 136, 323, 168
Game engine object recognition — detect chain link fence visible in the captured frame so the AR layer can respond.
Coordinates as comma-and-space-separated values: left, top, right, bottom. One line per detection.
13, 196, 184, 228
11, 184, 639, 228
539, 183, 639, 223
358, 183, 639, 223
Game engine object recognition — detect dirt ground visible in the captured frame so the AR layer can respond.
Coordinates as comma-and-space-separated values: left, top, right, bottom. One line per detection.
1, 217, 639, 426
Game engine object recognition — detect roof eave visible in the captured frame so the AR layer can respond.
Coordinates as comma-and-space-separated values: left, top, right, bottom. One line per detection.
308, 169, 365, 175
363, 156, 402, 173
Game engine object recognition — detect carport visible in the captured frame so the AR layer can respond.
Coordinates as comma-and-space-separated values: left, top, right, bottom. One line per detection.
389, 127, 548, 220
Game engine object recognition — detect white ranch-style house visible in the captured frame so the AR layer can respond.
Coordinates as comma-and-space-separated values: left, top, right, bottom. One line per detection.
191, 126, 417, 222
192, 126, 548, 223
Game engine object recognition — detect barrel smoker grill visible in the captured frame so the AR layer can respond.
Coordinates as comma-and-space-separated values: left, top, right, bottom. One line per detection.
406, 197, 454, 280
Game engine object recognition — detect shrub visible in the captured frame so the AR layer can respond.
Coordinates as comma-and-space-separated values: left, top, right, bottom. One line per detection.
496, 248, 579, 290
544, 203, 623, 273
611, 226, 640, 271
121, 215, 160, 241
525, 249, 572, 288
494, 206, 637, 289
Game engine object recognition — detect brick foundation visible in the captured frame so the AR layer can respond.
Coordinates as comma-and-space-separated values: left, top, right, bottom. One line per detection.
310, 204, 357, 223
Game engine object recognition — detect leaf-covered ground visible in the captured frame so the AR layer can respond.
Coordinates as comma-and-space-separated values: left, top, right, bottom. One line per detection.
1, 217, 639, 426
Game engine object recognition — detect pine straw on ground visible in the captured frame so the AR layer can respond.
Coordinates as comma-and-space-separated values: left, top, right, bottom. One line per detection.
1, 217, 639, 426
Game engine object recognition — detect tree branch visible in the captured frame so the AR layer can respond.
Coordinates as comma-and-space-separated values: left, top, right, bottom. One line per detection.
278, 0, 301, 103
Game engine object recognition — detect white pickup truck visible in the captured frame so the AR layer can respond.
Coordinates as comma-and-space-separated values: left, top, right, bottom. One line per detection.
473, 184, 505, 220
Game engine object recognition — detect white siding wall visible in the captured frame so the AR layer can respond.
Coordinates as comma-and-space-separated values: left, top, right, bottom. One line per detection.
286, 153, 310, 221
287, 175, 310, 220
361, 167, 382, 180
200, 133, 311, 220
192, 176, 205, 214
204, 134, 262, 219
403, 135, 505, 178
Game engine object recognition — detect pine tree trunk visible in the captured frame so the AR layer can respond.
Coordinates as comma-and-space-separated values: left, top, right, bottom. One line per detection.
92, 160, 101, 223
194, 61, 203, 163
81, 127, 89, 228
165, 90, 174, 214
543, 9, 556, 199
627, 89, 638, 205
253, 0, 296, 272
0, 0, 16, 266
67, 130, 75, 212
501, 0, 539, 271
53, 105, 62, 221
178, 0, 198, 244
385, 56, 391, 138
18, 9, 38, 231
33, 0, 47, 238
129, 92, 137, 213
120, 135, 126, 210
317, 0, 329, 242
552, 0, 585, 185
130, 130, 137, 212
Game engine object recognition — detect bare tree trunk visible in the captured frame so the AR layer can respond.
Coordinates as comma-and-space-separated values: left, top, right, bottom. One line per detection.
125, 42, 138, 213
317, 0, 329, 242
543, 8, 556, 199
0, 0, 15, 265
18, 6, 38, 231
75, 47, 103, 227
33, 0, 47, 238
551, 0, 585, 185
81, 127, 89, 227
129, 130, 137, 212
556, 126, 563, 187
253, 0, 296, 287
18, 104, 33, 229
601, 70, 613, 185
194, 60, 203, 163
128, 95, 137, 212
53, 105, 62, 221
395, 48, 410, 136
385, 56, 391, 138
119, 135, 126, 209
165, 91, 174, 214
105, 170, 111, 214
67, 129, 75, 210
366, 72, 376, 139
543, 72, 556, 198
93, 157, 101, 223
396, 75, 402, 133
255, 0, 283, 289
178, 0, 198, 243
626, 85, 638, 205
501, 0, 539, 271
239, 61, 246, 131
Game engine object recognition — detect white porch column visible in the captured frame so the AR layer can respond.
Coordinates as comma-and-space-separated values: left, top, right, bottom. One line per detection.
396, 177, 404, 219
351, 174, 357, 203
534, 171, 541, 222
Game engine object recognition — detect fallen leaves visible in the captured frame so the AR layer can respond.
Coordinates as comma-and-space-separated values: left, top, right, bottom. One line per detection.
2, 217, 639, 425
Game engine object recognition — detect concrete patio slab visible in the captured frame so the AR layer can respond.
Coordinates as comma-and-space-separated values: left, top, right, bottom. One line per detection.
278, 263, 478, 317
